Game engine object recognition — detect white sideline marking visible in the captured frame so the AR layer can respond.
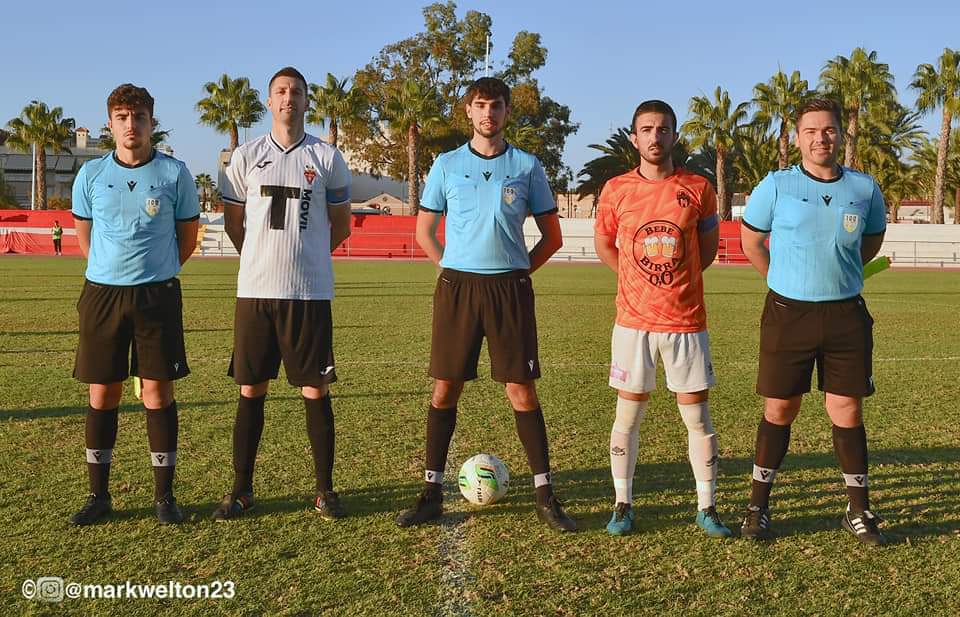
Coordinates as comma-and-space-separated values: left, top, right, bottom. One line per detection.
435, 438, 474, 617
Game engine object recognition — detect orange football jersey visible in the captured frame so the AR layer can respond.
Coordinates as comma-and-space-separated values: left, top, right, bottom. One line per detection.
595, 168, 718, 333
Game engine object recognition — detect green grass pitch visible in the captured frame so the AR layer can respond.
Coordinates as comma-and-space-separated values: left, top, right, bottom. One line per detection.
2, 256, 959, 616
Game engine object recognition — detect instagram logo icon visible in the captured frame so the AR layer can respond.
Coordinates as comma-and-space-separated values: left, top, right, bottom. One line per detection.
22, 577, 64, 602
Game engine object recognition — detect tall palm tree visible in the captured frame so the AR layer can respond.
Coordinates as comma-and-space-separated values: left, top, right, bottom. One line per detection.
196, 74, 265, 151
195, 173, 216, 211
752, 68, 810, 169
911, 48, 960, 224
682, 87, 750, 219
819, 48, 897, 169
5, 101, 75, 209
384, 78, 443, 211
910, 132, 960, 223
307, 74, 364, 149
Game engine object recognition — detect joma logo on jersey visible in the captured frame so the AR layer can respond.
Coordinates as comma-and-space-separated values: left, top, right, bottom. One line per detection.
676, 190, 692, 208
300, 189, 312, 230
304, 165, 317, 184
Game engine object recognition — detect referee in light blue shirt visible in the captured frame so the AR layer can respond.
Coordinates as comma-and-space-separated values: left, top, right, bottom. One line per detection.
396, 77, 576, 532
69, 84, 200, 527
739, 98, 887, 545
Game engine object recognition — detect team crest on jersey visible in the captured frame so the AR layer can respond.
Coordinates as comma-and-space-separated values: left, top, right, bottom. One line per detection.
676, 190, 692, 208
304, 164, 317, 184
144, 198, 160, 217
843, 213, 859, 233
631, 219, 685, 286
502, 186, 517, 205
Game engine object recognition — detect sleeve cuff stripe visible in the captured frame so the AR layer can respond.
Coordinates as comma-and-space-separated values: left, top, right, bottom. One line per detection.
222, 196, 245, 204
419, 206, 443, 213
741, 220, 769, 233
533, 207, 559, 217
72, 213, 92, 220
863, 230, 885, 237
176, 215, 201, 222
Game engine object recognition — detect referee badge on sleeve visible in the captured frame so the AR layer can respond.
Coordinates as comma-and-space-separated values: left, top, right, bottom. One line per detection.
144, 198, 160, 217
843, 213, 859, 233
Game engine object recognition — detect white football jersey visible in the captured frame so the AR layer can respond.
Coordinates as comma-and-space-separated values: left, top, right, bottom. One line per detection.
221, 133, 351, 299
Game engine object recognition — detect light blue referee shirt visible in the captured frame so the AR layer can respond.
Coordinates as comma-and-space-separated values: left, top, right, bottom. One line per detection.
420, 143, 557, 274
72, 150, 200, 285
743, 165, 886, 301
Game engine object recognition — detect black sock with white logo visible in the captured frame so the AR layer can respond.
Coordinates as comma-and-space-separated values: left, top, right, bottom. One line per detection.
146, 402, 178, 501
514, 407, 553, 506
424, 406, 456, 495
832, 424, 869, 511
84, 406, 118, 497
305, 395, 335, 493
232, 394, 266, 496
750, 417, 791, 508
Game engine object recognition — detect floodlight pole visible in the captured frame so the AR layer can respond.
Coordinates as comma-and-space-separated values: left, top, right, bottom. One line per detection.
485, 35, 490, 77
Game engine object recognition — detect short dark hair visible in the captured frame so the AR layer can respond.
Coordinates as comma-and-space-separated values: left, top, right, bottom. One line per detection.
795, 98, 843, 129
107, 84, 154, 117
464, 77, 511, 107
631, 100, 677, 132
269, 67, 308, 93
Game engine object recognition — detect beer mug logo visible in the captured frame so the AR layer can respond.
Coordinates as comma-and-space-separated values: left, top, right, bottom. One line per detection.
631, 220, 684, 287
644, 236, 660, 256
661, 236, 677, 258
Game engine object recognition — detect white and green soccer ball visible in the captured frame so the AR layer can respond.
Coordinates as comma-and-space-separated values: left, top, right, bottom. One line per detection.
458, 454, 510, 506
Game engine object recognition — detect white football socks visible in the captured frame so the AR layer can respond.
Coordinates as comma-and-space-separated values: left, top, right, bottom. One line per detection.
610, 396, 647, 504
679, 401, 718, 510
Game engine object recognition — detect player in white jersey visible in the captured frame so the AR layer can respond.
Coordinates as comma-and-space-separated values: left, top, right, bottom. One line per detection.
211, 67, 353, 521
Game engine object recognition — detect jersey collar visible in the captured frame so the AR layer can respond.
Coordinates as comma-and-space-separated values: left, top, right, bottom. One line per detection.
112, 149, 156, 169
799, 163, 843, 184
468, 142, 510, 160
269, 132, 307, 154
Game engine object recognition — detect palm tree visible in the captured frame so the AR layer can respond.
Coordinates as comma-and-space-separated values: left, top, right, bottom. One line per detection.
819, 48, 897, 169
195, 173, 216, 212
910, 132, 960, 223
753, 68, 810, 169
97, 119, 171, 151
682, 87, 750, 219
576, 128, 639, 215
5, 101, 75, 209
732, 122, 779, 193
383, 78, 443, 211
307, 74, 364, 148
911, 48, 960, 224
196, 74, 265, 151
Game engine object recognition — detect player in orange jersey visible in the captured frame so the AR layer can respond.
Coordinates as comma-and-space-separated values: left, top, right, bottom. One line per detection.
594, 100, 730, 537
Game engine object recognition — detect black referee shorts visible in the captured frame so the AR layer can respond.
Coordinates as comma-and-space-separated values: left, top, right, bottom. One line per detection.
757, 291, 875, 399
73, 278, 190, 384
429, 269, 540, 384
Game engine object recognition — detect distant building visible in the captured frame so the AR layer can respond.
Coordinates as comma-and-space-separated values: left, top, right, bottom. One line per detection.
0, 128, 109, 208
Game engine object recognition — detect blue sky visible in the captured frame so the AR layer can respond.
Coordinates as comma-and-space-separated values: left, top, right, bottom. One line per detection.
2, 0, 958, 185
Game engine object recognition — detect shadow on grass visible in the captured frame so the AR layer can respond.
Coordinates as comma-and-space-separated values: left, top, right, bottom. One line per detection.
0, 400, 238, 421
440, 447, 960, 541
